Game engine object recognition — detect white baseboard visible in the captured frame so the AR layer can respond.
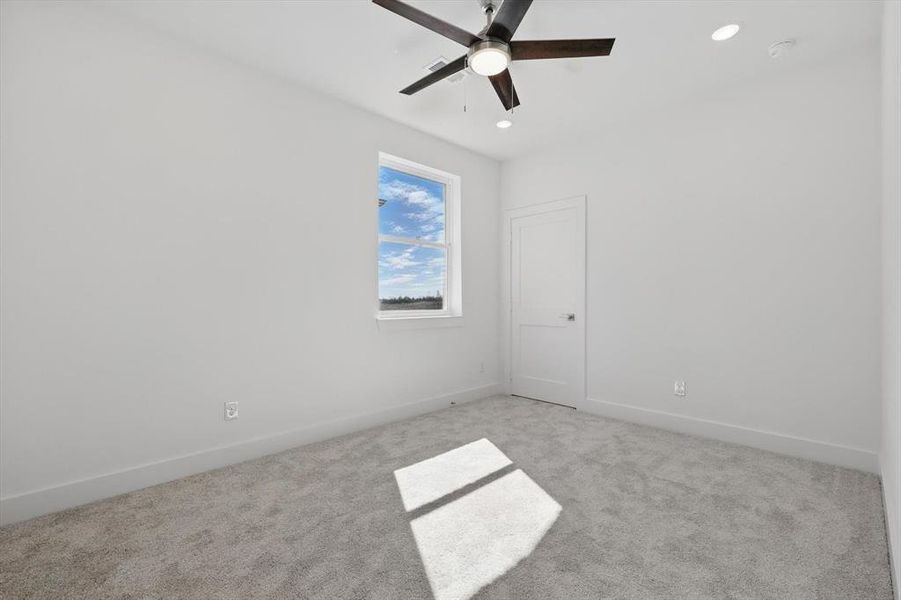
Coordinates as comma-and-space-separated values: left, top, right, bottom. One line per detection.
0, 383, 502, 526
881, 459, 901, 600
583, 397, 879, 474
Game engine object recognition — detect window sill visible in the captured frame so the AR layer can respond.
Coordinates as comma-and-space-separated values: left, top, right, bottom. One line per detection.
376, 315, 464, 331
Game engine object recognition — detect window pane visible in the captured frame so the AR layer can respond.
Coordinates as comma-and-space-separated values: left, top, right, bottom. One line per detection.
379, 242, 446, 311
378, 166, 445, 243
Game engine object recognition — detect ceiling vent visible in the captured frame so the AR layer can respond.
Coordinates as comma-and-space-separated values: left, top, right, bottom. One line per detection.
426, 56, 466, 84
768, 39, 795, 60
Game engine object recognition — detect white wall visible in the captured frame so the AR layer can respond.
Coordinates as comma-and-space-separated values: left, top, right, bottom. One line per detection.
0, 0, 890, 534
0, 1, 501, 524
881, 0, 901, 591
501, 47, 883, 471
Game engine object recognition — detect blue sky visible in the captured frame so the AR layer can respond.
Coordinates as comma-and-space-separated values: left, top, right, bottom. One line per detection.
378, 167, 447, 299
378, 167, 445, 242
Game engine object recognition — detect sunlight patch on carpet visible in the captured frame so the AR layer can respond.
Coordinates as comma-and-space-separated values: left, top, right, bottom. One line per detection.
395, 441, 561, 600
393, 438, 513, 511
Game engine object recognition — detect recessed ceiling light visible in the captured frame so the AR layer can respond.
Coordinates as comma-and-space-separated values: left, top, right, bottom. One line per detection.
712, 24, 741, 41
496, 119, 513, 129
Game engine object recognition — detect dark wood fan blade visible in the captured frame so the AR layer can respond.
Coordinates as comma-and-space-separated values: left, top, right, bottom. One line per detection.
511, 38, 615, 60
488, 69, 520, 111
372, 0, 480, 47
485, 0, 533, 42
400, 55, 467, 95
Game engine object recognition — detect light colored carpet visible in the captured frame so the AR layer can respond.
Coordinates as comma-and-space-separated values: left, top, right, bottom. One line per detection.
0, 395, 893, 599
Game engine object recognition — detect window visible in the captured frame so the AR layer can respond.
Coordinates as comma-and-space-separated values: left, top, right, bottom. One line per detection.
378, 153, 461, 320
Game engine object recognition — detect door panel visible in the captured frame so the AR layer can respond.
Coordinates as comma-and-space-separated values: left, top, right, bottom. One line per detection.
508, 197, 586, 408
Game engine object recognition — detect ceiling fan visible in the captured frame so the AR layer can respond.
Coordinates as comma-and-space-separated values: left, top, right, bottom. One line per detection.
372, 0, 615, 111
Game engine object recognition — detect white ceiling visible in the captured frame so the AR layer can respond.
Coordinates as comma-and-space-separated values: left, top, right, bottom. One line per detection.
101, 0, 881, 161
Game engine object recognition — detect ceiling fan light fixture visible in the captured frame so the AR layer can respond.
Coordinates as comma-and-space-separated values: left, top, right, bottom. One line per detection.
468, 40, 511, 76
374, 0, 616, 111
712, 24, 741, 41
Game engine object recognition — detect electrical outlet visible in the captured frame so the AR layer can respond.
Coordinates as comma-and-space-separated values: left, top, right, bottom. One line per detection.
224, 401, 238, 421
674, 380, 686, 397
480, 362, 485, 374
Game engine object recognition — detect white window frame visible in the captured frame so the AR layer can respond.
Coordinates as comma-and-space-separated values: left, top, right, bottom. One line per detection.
377, 152, 462, 325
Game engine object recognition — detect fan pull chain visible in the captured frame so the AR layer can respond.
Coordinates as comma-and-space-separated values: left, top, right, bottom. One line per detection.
463, 76, 468, 113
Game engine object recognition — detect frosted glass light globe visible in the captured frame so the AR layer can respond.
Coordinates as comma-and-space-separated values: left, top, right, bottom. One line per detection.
468, 42, 511, 76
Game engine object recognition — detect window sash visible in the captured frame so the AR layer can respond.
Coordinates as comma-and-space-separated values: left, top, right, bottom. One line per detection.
378, 239, 449, 315
378, 233, 447, 250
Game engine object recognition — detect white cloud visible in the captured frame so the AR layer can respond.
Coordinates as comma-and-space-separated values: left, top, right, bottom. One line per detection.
380, 245, 420, 270
404, 211, 436, 222
380, 181, 442, 211
381, 274, 416, 286
382, 178, 445, 239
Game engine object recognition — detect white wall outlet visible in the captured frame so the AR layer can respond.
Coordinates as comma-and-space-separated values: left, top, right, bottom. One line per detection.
674, 380, 686, 397
224, 401, 238, 421
480, 362, 485, 373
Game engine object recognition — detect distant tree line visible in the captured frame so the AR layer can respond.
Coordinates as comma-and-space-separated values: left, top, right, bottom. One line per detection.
380, 294, 442, 305
380, 294, 443, 310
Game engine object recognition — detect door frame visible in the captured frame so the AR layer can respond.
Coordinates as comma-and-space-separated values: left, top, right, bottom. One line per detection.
502, 195, 587, 410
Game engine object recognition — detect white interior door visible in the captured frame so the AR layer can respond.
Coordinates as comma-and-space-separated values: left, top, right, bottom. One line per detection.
507, 197, 586, 409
